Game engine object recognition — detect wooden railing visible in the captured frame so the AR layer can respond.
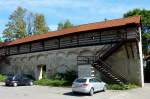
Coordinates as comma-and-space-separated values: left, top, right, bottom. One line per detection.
0, 28, 139, 56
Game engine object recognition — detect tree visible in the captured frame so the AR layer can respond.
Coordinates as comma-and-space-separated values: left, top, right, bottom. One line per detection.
3, 7, 50, 41
124, 8, 150, 55
57, 20, 73, 30
3, 7, 27, 41
34, 14, 49, 34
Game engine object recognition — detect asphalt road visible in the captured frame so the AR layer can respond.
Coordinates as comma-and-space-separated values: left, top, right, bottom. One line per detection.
0, 82, 150, 99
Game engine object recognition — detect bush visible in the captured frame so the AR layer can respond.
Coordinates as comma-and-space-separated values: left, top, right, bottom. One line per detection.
107, 83, 138, 90
51, 70, 77, 84
34, 79, 70, 87
0, 74, 7, 82
34, 70, 77, 87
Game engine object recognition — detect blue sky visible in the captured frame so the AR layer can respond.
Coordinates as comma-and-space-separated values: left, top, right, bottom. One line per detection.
0, 0, 150, 37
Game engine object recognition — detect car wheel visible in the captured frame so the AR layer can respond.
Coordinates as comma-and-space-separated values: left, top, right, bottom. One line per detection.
103, 86, 107, 92
28, 82, 33, 86
89, 88, 94, 96
13, 83, 17, 87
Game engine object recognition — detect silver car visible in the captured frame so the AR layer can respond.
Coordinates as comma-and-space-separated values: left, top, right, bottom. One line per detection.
72, 77, 106, 96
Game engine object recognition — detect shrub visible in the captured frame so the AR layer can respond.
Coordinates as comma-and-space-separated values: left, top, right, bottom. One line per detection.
63, 70, 77, 83
107, 83, 138, 90
51, 70, 77, 84
34, 79, 69, 86
0, 74, 7, 82
34, 70, 77, 87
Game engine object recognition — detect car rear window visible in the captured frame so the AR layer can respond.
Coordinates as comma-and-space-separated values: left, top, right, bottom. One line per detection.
75, 79, 87, 83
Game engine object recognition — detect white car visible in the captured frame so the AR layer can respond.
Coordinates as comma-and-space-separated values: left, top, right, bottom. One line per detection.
72, 77, 106, 96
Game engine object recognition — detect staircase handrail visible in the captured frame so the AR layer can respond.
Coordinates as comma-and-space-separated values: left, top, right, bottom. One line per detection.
98, 59, 128, 82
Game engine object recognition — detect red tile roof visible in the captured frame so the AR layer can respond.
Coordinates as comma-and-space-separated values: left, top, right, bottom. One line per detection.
0, 16, 141, 47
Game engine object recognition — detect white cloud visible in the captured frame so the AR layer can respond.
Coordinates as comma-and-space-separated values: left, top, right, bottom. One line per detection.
49, 24, 57, 31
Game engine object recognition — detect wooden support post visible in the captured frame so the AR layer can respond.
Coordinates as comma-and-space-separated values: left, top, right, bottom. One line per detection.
17, 45, 20, 54
124, 43, 129, 59
42, 40, 45, 50
129, 42, 134, 58
99, 32, 101, 43
29, 43, 32, 52
77, 34, 79, 46
58, 37, 60, 48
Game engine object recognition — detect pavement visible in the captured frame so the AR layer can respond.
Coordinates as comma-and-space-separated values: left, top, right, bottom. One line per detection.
0, 82, 150, 99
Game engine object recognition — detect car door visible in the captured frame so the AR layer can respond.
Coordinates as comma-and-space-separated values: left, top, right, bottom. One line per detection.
93, 79, 102, 91
21, 76, 29, 85
89, 78, 98, 92
15, 75, 22, 85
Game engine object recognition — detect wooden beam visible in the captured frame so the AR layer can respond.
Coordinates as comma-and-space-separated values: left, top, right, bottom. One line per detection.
29, 43, 32, 52
135, 42, 139, 57
58, 37, 60, 48
129, 43, 134, 58
42, 40, 45, 51
124, 43, 129, 59
99, 32, 101, 43
17, 45, 20, 54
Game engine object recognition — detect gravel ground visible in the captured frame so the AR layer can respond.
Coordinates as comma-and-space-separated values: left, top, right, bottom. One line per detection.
0, 82, 150, 99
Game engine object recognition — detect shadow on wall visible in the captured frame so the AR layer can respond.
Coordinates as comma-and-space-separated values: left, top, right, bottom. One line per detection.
144, 60, 150, 83
0, 56, 10, 65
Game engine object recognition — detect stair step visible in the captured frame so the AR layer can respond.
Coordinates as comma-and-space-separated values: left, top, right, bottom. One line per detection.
92, 55, 127, 84
91, 74, 95, 77
116, 79, 121, 81
114, 78, 119, 80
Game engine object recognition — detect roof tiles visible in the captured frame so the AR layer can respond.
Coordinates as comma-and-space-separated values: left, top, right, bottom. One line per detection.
0, 16, 141, 47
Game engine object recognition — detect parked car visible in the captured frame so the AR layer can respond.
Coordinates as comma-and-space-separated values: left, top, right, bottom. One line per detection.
5, 74, 33, 87
72, 77, 106, 96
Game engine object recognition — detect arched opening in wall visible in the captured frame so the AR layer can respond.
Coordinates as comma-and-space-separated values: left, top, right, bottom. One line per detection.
37, 64, 46, 80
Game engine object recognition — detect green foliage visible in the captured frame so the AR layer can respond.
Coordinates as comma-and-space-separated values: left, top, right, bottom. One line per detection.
52, 70, 77, 83
0, 74, 7, 82
58, 20, 73, 30
34, 79, 69, 87
34, 14, 49, 34
3, 7, 27, 41
124, 8, 150, 55
34, 70, 77, 87
107, 83, 138, 90
3, 6, 49, 41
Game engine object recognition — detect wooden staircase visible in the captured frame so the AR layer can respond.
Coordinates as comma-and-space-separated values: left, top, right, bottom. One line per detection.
93, 42, 128, 84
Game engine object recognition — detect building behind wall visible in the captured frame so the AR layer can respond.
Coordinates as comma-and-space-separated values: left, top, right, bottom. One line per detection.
0, 16, 144, 86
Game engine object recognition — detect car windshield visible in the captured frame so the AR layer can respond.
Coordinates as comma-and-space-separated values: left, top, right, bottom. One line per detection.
75, 79, 87, 83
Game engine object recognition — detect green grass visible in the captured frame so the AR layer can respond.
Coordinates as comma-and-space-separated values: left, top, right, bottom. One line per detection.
107, 83, 138, 90
34, 79, 71, 87
0, 74, 7, 82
